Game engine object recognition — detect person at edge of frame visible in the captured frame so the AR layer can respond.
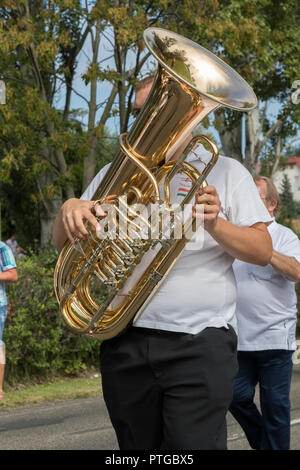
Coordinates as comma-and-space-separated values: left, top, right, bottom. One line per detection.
0, 240, 18, 399
230, 175, 300, 450
52, 75, 273, 450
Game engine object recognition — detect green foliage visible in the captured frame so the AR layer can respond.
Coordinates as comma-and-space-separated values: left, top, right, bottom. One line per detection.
1, 0, 299, 245
206, 1, 300, 166
279, 174, 297, 220
4, 246, 100, 385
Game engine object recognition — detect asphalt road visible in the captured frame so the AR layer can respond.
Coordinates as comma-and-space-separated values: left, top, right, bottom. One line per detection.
1, 364, 300, 451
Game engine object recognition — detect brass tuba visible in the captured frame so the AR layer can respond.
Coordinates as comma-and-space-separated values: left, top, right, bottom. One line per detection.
54, 28, 257, 340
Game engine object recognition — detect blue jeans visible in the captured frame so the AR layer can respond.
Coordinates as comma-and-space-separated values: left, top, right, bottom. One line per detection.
229, 350, 294, 450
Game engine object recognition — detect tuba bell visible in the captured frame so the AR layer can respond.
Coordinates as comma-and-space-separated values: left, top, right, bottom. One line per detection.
54, 28, 257, 340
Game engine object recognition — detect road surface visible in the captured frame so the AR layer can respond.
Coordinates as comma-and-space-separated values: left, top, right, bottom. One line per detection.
1, 364, 300, 450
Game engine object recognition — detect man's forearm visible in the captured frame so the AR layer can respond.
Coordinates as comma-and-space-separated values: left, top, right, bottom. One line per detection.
270, 251, 300, 282
208, 218, 272, 266
0, 269, 18, 283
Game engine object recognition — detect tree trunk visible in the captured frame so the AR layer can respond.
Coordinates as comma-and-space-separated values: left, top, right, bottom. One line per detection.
39, 191, 63, 248
82, 134, 98, 192
216, 109, 243, 162
244, 107, 260, 175
37, 145, 63, 248
270, 135, 281, 178
82, 22, 101, 192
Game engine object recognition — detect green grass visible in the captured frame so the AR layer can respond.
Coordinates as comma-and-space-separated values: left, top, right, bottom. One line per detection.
0, 375, 102, 411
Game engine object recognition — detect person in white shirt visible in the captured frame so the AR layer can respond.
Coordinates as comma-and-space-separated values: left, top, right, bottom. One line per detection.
230, 175, 300, 450
52, 76, 273, 450
5, 234, 27, 259
5, 235, 18, 256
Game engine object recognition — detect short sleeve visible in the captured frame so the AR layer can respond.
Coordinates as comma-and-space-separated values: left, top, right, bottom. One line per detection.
229, 173, 273, 227
80, 163, 111, 201
0, 244, 17, 272
278, 228, 300, 264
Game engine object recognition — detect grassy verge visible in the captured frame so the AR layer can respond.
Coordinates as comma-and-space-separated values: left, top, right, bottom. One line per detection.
0, 374, 102, 411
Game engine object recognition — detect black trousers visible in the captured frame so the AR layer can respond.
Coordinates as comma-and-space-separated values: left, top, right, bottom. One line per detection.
100, 325, 238, 450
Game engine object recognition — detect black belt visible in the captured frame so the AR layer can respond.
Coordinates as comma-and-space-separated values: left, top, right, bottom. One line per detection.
131, 326, 189, 336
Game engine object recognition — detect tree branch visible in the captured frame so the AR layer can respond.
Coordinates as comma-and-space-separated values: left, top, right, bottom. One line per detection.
257, 101, 268, 139
98, 84, 118, 126
56, 74, 89, 105
254, 118, 283, 158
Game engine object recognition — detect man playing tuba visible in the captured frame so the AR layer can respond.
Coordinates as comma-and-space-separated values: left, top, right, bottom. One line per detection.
52, 69, 273, 449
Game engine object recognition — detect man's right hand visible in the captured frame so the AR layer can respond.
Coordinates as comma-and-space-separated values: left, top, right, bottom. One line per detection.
61, 198, 106, 245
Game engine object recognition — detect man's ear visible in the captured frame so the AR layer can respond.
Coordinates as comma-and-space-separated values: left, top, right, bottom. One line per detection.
269, 200, 277, 213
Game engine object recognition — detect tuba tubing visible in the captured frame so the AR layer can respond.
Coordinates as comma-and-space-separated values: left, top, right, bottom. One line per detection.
54, 28, 257, 340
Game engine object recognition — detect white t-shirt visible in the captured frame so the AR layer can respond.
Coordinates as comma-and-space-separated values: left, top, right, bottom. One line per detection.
81, 145, 272, 335
233, 220, 300, 351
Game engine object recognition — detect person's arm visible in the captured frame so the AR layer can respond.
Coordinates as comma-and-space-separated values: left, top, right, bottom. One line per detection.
52, 198, 106, 252
0, 268, 18, 283
193, 185, 272, 266
207, 218, 272, 266
270, 251, 300, 282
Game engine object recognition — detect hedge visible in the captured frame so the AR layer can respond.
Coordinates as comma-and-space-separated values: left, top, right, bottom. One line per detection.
4, 246, 100, 385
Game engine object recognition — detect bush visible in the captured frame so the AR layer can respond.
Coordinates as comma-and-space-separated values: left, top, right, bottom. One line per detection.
4, 246, 100, 385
